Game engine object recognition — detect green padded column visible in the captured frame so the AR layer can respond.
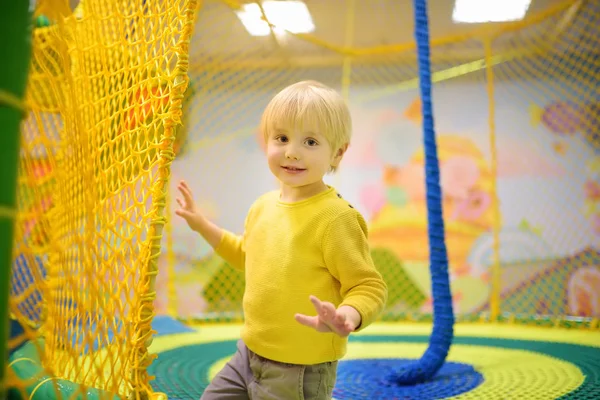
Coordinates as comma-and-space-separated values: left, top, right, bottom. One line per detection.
0, 0, 32, 397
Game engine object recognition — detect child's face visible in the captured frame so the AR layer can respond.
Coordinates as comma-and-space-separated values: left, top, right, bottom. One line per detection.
266, 124, 341, 192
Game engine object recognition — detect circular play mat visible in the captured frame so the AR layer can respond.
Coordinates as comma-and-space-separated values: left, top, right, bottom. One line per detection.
148, 318, 600, 399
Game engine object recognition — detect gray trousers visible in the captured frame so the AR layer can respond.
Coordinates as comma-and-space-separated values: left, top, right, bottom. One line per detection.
200, 340, 338, 400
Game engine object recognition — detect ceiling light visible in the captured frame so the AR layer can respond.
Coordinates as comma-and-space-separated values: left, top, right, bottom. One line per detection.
235, 1, 315, 36
452, 0, 532, 23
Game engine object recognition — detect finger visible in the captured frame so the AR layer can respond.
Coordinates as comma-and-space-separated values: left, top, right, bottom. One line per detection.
179, 185, 194, 204
332, 319, 354, 336
175, 209, 189, 218
312, 297, 333, 322
178, 180, 190, 192
294, 313, 319, 329
338, 325, 353, 337
345, 321, 355, 332
320, 302, 337, 321
334, 311, 346, 325
181, 181, 193, 195
309, 295, 324, 315
328, 312, 347, 334
176, 198, 184, 207
178, 181, 189, 193
177, 186, 190, 202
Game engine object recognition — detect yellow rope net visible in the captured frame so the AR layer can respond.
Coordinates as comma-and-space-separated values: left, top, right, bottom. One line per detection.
8, 0, 197, 398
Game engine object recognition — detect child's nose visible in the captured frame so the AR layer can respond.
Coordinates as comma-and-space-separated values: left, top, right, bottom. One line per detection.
285, 146, 300, 160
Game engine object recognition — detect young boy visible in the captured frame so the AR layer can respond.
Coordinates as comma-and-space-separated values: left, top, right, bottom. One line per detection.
175, 80, 388, 400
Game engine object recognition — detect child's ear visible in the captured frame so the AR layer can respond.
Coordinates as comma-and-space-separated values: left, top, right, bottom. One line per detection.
331, 144, 349, 167
339, 144, 349, 156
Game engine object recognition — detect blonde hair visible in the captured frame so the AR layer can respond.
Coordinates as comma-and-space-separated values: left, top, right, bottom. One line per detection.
259, 80, 352, 172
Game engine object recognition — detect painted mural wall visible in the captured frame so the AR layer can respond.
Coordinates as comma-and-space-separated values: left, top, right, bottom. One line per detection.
156, 79, 599, 320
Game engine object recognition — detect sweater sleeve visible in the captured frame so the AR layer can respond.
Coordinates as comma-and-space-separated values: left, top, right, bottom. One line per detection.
215, 229, 245, 271
322, 209, 388, 331
214, 205, 255, 271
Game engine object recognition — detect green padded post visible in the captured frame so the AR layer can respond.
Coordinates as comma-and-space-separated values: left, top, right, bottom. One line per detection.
0, 0, 32, 397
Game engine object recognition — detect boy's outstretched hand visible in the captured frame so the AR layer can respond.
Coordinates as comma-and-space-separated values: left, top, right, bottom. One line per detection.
174, 180, 223, 248
175, 180, 203, 231
295, 295, 361, 338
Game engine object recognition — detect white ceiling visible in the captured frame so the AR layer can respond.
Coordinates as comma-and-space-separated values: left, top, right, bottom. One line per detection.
190, 0, 572, 63
62, 0, 585, 68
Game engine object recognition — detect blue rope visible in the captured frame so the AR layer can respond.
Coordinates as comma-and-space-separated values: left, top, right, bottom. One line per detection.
391, 0, 455, 385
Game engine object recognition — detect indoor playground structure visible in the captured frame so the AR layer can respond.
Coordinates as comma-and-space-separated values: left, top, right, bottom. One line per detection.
1, 0, 599, 399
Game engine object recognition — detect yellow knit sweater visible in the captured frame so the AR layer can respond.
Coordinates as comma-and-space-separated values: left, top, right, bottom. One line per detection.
215, 186, 387, 365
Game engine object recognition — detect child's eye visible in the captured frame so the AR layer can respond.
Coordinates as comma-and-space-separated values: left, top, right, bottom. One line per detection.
276, 135, 288, 143
305, 138, 318, 146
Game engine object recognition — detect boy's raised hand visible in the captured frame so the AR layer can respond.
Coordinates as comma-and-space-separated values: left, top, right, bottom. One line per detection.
295, 295, 359, 338
174, 180, 224, 248
175, 180, 204, 232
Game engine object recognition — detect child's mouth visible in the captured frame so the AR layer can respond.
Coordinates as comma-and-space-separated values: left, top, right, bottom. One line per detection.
282, 166, 306, 173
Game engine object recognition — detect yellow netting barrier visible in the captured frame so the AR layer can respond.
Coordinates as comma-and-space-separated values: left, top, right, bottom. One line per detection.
8, 0, 197, 398
5, 0, 599, 397
486, 2, 599, 325
156, 0, 598, 329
